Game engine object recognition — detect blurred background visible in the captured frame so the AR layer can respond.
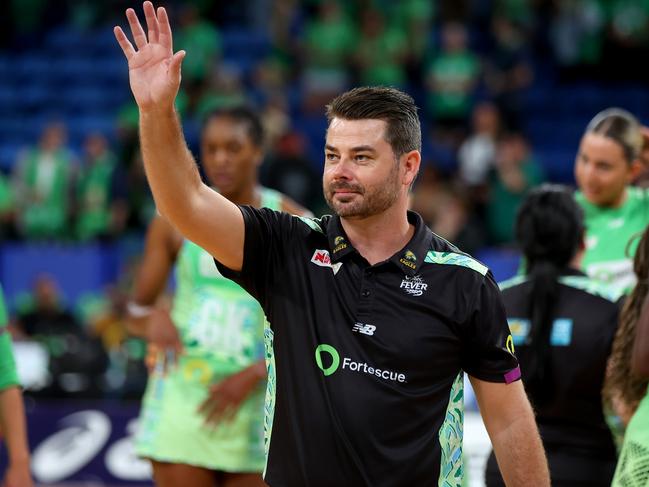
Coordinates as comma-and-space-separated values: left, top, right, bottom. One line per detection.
2, 0, 649, 484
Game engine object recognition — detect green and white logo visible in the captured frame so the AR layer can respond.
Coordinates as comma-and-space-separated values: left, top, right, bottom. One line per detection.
315, 343, 408, 383
315, 344, 340, 376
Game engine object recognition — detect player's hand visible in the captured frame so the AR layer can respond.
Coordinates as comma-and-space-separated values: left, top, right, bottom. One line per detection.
114, 1, 185, 111
198, 362, 265, 426
2, 460, 33, 487
145, 308, 183, 372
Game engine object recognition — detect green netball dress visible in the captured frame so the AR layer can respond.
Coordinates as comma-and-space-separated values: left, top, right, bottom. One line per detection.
135, 188, 282, 471
612, 387, 649, 487
576, 187, 649, 294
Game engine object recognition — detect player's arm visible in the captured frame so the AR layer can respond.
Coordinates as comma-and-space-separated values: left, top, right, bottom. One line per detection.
0, 323, 33, 487
0, 387, 32, 487
470, 377, 550, 487
114, 2, 245, 271
281, 195, 313, 218
126, 215, 181, 353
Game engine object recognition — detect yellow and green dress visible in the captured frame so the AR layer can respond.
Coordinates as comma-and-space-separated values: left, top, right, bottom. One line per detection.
135, 188, 282, 471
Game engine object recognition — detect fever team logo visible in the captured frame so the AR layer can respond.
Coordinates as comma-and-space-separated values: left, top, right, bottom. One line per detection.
400, 275, 428, 296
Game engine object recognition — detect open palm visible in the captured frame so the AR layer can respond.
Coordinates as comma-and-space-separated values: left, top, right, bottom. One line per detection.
114, 1, 185, 110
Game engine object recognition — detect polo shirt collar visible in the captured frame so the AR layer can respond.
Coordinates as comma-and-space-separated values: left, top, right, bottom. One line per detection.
326, 211, 432, 275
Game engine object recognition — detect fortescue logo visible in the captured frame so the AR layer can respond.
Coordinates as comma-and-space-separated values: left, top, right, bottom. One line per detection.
315, 344, 407, 382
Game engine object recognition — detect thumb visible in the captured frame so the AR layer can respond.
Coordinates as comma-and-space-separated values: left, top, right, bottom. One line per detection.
169, 50, 186, 84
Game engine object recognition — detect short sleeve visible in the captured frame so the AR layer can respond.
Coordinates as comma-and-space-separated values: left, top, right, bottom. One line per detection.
214, 206, 302, 310
461, 272, 521, 384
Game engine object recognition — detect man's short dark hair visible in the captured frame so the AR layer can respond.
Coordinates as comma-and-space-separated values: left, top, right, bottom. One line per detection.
325, 86, 422, 157
202, 106, 265, 148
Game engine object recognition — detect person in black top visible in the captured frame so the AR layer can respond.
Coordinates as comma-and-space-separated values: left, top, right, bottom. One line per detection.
114, 4, 550, 486
485, 185, 621, 487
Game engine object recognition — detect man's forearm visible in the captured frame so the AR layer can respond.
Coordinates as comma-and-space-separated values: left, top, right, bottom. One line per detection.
139, 108, 203, 222
491, 412, 550, 486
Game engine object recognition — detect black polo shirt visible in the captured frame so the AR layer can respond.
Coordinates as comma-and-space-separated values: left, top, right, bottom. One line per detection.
498, 270, 621, 456
216, 208, 519, 487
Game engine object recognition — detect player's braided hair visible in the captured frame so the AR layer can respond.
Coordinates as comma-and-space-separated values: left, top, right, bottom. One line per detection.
603, 226, 649, 415
515, 184, 584, 406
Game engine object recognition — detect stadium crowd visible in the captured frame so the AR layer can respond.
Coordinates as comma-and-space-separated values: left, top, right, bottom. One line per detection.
3, 0, 649, 485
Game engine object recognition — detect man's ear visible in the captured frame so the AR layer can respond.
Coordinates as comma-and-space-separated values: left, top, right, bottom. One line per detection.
402, 150, 421, 187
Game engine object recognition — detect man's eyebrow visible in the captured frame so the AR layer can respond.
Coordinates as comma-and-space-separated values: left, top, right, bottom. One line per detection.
324, 144, 377, 153
350, 145, 377, 153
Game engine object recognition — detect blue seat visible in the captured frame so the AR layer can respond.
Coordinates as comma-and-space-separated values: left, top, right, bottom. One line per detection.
0, 243, 119, 308
15, 54, 53, 82
67, 115, 116, 147
56, 86, 124, 115
0, 143, 25, 172
0, 86, 18, 116
46, 26, 92, 55
536, 149, 576, 184
475, 248, 521, 283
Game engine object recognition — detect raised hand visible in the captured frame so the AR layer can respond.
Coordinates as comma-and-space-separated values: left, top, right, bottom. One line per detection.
114, 1, 185, 111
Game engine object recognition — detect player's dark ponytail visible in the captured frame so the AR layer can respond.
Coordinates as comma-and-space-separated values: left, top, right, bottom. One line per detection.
515, 185, 584, 405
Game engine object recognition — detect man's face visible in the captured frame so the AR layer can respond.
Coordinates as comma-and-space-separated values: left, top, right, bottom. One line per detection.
201, 117, 262, 197
323, 118, 403, 218
574, 133, 632, 207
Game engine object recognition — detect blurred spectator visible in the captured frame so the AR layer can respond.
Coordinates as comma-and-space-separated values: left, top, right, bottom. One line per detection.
79, 286, 147, 398
261, 132, 324, 215
259, 93, 292, 150
0, 170, 15, 238
74, 133, 128, 241
486, 132, 545, 245
300, 1, 356, 112
603, 0, 649, 81
12, 123, 75, 240
633, 126, 649, 188
410, 166, 486, 255
195, 68, 247, 120
391, 0, 435, 75
13, 274, 77, 338
458, 101, 501, 187
550, 0, 605, 78
353, 9, 408, 87
175, 4, 222, 87
425, 22, 480, 141
485, 16, 533, 130
126, 152, 155, 232
409, 165, 444, 226
13, 275, 108, 398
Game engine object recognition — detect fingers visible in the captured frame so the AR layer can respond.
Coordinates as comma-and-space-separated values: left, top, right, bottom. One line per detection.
126, 7, 147, 50
157, 6, 173, 52
169, 50, 186, 85
143, 1, 160, 45
113, 26, 135, 60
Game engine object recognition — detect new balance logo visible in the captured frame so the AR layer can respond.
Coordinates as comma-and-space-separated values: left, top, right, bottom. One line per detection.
352, 323, 376, 336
